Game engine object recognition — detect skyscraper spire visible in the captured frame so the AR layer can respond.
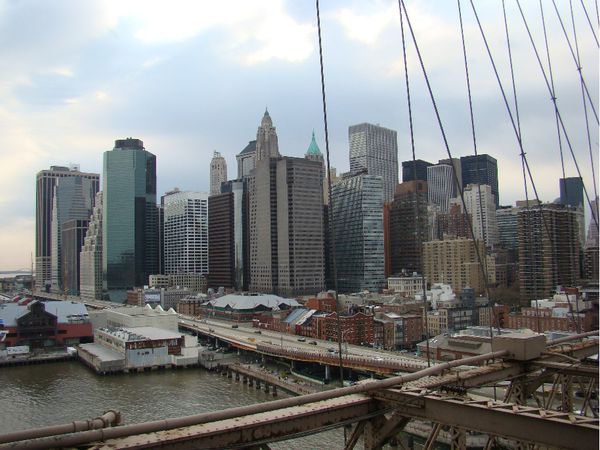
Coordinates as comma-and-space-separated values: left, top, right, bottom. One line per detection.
256, 109, 280, 161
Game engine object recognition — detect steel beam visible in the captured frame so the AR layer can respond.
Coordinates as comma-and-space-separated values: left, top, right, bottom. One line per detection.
371, 389, 599, 450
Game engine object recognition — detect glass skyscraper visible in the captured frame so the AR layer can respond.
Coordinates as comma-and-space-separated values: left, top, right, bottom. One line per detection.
102, 138, 158, 302
460, 154, 499, 208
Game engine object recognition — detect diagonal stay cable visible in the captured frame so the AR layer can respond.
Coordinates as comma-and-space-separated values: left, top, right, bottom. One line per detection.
578, 0, 600, 45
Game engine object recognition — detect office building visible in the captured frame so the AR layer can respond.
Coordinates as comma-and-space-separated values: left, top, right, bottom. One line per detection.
389, 180, 428, 275
305, 131, 328, 204
236, 140, 256, 179
162, 189, 209, 276
460, 154, 499, 208
402, 159, 432, 183
331, 173, 385, 293
209, 151, 227, 196
103, 138, 158, 302
348, 123, 398, 203
496, 205, 520, 251
435, 202, 470, 240
221, 179, 248, 290
461, 184, 498, 247
518, 204, 581, 301
61, 218, 89, 295
35, 165, 99, 292
427, 162, 459, 213
208, 192, 235, 290
80, 192, 103, 301
559, 177, 584, 209
248, 112, 325, 297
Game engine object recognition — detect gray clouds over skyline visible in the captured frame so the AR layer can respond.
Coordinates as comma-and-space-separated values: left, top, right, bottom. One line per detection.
0, 0, 597, 270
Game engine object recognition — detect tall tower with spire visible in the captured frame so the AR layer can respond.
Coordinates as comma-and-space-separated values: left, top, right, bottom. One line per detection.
255, 109, 280, 161
305, 131, 328, 205
210, 151, 227, 196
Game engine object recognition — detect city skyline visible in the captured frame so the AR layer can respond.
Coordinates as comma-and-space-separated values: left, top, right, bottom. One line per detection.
1, 0, 598, 270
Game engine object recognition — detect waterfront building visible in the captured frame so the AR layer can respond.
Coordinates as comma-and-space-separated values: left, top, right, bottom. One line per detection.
80, 192, 103, 301
209, 151, 227, 196
248, 111, 325, 297
389, 180, 428, 276
103, 138, 158, 302
460, 184, 498, 247
162, 189, 209, 276
0, 300, 92, 347
460, 154, 499, 208
427, 162, 458, 213
148, 273, 206, 293
35, 165, 99, 292
423, 237, 495, 295
236, 140, 256, 179
402, 159, 432, 183
89, 304, 179, 331
348, 123, 398, 203
203, 293, 301, 322
330, 173, 385, 293
518, 204, 581, 301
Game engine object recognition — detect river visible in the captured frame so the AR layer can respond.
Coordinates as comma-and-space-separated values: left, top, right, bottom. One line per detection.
0, 361, 345, 449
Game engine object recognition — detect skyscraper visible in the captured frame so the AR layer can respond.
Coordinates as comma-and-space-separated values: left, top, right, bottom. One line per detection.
402, 159, 432, 183
61, 218, 89, 295
460, 184, 498, 247
427, 162, 457, 213
103, 138, 158, 302
236, 140, 256, 179
518, 204, 580, 300
80, 192, 103, 301
348, 123, 398, 203
248, 111, 324, 296
559, 177, 584, 209
305, 131, 328, 204
35, 165, 99, 292
460, 154, 499, 208
389, 180, 428, 275
210, 151, 227, 196
208, 192, 234, 290
162, 189, 209, 276
331, 173, 385, 293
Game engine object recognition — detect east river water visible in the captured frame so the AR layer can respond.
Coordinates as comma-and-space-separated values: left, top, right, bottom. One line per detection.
0, 361, 345, 449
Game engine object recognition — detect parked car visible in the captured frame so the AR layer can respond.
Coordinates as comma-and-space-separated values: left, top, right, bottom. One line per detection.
309, 341, 318, 345
297, 337, 306, 342
231, 324, 238, 328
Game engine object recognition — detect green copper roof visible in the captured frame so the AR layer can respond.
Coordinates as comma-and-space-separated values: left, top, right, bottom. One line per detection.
306, 131, 322, 156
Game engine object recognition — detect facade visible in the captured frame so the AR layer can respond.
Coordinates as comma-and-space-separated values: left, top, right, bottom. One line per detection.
460, 154, 499, 208
518, 204, 581, 301
103, 138, 158, 302
427, 163, 458, 213
435, 202, 470, 240
209, 151, 227, 196
348, 123, 398, 203
315, 312, 374, 345
221, 179, 248, 290
331, 173, 385, 293
402, 159, 432, 183
0, 300, 92, 348
148, 273, 206, 293
248, 112, 325, 297
496, 205, 519, 251
35, 165, 99, 292
236, 140, 256, 179
162, 189, 209, 276
80, 192, 103, 301
389, 180, 428, 275
387, 274, 425, 298
208, 192, 235, 289
61, 219, 89, 295
374, 313, 423, 350
460, 184, 498, 247
559, 176, 584, 208
423, 237, 495, 295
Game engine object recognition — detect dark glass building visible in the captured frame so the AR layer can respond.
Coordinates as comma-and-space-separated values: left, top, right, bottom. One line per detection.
103, 138, 158, 302
559, 177, 584, 209
402, 159, 432, 183
460, 154, 499, 208
61, 218, 89, 295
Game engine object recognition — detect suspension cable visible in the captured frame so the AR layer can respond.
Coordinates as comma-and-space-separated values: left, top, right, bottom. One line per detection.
397, 0, 430, 367
515, 0, 598, 228
398, 1, 495, 333
578, 0, 600, 45
570, 0, 599, 205
550, 0, 599, 124
458, 0, 497, 335
315, 0, 344, 388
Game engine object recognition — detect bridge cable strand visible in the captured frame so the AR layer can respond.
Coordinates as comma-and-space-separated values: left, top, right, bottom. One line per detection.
578, 0, 600, 45
458, 0, 499, 336
570, 0, 599, 206
596, 0, 600, 26
550, 0, 599, 124
315, 0, 345, 388
397, 0, 431, 367
398, 1, 495, 328
515, 0, 599, 229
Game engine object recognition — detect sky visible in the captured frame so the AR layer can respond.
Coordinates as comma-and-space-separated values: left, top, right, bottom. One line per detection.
0, 0, 598, 271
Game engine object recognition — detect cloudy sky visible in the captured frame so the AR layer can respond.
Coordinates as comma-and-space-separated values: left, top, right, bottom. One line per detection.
0, 0, 597, 270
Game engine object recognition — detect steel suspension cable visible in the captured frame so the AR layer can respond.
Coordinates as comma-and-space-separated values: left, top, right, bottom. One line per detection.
578, 0, 600, 45
550, 0, 599, 124
315, 0, 345, 388
398, 1, 495, 327
515, 0, 599, 228
570, 0, 599, 205
397, 0, 431, 367
457, 0, 498, 335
